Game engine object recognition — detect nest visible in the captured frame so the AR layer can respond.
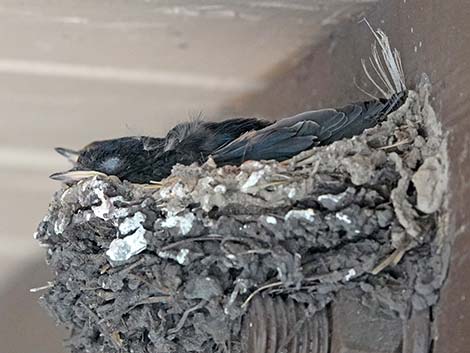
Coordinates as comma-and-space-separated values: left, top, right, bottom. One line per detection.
35, 86, 448, 353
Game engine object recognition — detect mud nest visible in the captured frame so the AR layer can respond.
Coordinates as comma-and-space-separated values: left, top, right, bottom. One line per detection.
35, 86, 448, 353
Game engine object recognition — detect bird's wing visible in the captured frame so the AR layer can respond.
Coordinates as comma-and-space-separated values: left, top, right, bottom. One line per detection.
212, 94, 405, 166
211, 110, 333, 165
320, 93, 405, 144
202, 117, 272, 150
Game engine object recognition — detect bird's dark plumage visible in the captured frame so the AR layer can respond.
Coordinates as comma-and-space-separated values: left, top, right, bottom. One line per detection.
51, 93, 405, 184
51, 118, 271, 184
212, 93, 405, 166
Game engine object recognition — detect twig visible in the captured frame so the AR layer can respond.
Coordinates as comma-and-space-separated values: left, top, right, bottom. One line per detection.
29, 282, 54, 293
167, 300, 206, 335
372, 246, 408, 275
241, 282, 283, 308
160, 235, 223, 251
98, 295, 171, 324
378, 138, 411, 150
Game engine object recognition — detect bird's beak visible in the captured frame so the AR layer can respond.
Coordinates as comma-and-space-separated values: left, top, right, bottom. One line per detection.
54, 147, 80, 164
49, 170, 107, 183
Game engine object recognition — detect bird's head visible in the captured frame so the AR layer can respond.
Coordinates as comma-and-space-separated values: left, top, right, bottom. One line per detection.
50, 137, 164, 183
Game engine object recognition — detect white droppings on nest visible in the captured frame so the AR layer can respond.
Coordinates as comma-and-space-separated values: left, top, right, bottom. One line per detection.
53, 214, 69, 235
159, 186, 172, 199
336, 212, 352, 224
241, 170, 264, 192
85, 179, 128, 220
344, 268, 356, 281
106, 227, 147, 262
287, 188, 297, 199
172, 182, 188, 199
213, 184, 226, 194
266, 216, 277, 225
158, 248, 190, 265
119, 212, 146, 235
285, 209, 315, 222
200, 176, 215, 188
161, 212, 195, 235
318, 194, 341, 203
92, 188, 112, 220
93, 191, 127, 219
176, 248, 190, 264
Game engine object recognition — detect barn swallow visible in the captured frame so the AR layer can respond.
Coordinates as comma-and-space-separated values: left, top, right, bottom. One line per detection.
50, 93, 405, 184
51, 118, 271, 184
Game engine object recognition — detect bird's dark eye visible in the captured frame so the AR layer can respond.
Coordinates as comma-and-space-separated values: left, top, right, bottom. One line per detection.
100, 157, 122, 174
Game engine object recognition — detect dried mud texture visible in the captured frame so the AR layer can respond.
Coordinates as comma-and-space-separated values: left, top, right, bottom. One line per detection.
35, 86, 448, 353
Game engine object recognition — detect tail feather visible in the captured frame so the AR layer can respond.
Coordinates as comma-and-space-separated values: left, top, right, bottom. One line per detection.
360, 19, 407, 98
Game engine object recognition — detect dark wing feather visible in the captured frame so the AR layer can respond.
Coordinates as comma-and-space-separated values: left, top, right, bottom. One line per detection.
212, 93, 406, 166
212, 116, 327, 165
201, 117, 272, 153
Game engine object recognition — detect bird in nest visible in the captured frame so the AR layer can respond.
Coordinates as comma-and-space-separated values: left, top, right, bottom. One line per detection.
51, 26, 407, 186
